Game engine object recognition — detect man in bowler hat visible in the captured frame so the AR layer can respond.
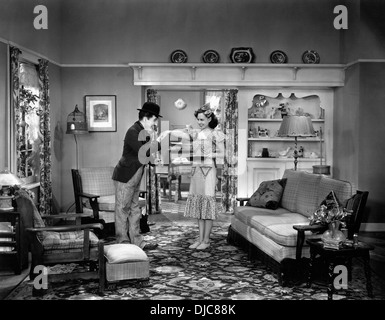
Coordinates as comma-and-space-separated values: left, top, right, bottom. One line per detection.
112, 102, 169, 250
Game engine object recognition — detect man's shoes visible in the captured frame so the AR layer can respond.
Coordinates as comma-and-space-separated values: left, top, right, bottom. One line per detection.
142, 243, 159, 251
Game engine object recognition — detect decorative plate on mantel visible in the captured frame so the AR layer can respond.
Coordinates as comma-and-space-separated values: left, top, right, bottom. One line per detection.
202, 50, 220, 63
270, 50, 288, 64
229, 47, 255, 63
170, 50, 188, 63
302, 50, 320, 64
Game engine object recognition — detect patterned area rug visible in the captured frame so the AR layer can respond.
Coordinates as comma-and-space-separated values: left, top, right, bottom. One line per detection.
5, 201, 385, 300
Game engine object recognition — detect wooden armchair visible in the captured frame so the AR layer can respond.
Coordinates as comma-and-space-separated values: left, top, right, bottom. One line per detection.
15, 189, 106, 296
71, 167, 147, 238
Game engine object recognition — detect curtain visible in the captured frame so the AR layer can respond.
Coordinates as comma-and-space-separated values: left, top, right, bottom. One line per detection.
146, 89, 161, 214
221, 89, 238, 214
10, 47, 23, 178
37, 59, 52, 215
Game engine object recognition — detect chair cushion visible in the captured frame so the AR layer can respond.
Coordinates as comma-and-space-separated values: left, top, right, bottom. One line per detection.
42, 230, 99, 250
79, 167, 115, 197
104, 243, 148, 264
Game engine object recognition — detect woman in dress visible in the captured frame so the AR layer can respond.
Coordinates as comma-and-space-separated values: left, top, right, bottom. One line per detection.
184, 103, 225, 250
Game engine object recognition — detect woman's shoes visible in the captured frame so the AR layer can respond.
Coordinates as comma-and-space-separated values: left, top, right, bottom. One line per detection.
189, 241, 201, 249
196, 242, 210, 250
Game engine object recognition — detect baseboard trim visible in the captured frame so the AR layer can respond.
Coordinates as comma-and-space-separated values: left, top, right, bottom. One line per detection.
360, 223, 385, 232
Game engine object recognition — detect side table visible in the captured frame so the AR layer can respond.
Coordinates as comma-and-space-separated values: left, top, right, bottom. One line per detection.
306, 238, 374, 300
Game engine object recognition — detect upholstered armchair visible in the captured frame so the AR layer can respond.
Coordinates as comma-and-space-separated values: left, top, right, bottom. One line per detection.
15, 189, 105, 296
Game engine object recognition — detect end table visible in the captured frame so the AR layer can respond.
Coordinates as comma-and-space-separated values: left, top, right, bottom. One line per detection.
306, 238, 374, 300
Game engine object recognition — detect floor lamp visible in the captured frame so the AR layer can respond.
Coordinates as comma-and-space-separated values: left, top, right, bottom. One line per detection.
66, 105, 89, 169
277, 115, 316, 170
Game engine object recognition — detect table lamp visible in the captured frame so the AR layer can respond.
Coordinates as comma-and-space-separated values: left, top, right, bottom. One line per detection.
66, 105, 89, 169
0, 170, 23, 211
277, 115, 316, 170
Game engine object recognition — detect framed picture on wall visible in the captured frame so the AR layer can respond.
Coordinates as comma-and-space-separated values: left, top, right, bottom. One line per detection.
85, 95, 117, 132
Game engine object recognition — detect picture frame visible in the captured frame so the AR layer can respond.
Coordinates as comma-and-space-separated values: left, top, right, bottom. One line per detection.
85, 95, 117, 132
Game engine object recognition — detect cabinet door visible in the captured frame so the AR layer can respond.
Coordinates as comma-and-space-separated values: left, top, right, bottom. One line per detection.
247, 162, 283, 196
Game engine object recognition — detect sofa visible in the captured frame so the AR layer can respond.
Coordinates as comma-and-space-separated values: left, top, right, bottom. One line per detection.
227, 169, 368, 285
71, 167, 147, 237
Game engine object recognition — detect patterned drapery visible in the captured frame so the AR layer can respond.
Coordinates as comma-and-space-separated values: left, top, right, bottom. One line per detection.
10, 47, 23, 177
146, 89, 162, 214
221, 89, 238, 214
37, 59, 52, 215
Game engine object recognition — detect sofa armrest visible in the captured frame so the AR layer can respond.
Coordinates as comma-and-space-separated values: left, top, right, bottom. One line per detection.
236, 197, 250, 206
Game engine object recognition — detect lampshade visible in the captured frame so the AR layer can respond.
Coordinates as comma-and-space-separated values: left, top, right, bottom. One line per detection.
277, 115, 316, 137
0, 170, 23, 187
66, 105, 88, 135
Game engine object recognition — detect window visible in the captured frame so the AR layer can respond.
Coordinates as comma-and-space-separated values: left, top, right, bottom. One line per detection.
17, 61, 41, 184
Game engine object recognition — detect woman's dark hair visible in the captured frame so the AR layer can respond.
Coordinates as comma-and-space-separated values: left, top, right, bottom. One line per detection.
194, 108, 219, 129
139, 110, 157, 121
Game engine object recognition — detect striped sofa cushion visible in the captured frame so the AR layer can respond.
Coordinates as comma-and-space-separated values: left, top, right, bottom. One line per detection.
317, 175, 353, 207
295, 171, 322, 217
280, 169, 302, 212
79, 167, 115, 197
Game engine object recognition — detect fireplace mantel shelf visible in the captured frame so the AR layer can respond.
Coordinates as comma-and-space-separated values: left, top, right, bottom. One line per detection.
128, 63, 345, 88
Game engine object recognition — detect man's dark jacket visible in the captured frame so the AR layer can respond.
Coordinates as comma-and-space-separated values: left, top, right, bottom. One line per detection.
112, 121, 160, 183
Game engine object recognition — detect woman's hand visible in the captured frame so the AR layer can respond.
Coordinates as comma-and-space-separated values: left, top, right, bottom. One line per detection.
156, 130, 171, 142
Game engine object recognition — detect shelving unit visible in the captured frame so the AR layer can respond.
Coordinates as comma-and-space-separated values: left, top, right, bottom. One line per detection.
243, 91, 331, 196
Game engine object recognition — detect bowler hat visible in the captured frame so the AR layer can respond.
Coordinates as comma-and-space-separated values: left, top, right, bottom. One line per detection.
137, 102, 162, 118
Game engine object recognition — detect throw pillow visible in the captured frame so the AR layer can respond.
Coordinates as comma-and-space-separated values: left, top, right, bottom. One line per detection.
246, 179, 286, 210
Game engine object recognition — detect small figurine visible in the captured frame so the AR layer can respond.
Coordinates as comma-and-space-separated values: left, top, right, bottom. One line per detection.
278, 102, 289, 118
298, 146, 304, 157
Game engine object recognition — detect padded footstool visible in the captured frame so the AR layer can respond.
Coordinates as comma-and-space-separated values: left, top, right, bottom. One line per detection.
99, 243, 150, 292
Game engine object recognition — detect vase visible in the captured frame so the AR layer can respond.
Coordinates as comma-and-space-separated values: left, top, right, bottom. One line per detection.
322, 221, 346, 242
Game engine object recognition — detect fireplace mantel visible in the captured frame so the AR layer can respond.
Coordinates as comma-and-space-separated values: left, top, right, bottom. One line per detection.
129, 63, 345, 88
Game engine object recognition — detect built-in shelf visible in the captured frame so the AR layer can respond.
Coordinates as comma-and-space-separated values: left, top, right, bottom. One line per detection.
129, 63, 345, 87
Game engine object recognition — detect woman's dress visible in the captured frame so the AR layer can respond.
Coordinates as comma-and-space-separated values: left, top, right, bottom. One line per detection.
184, 128, 224, 220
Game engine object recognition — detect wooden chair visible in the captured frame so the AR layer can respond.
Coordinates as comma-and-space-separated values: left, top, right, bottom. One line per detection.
71, 168, 147, 238
15, 189, 106, 296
